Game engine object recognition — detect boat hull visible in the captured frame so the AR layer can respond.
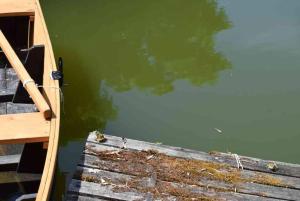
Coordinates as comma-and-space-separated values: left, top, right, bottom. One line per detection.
0, 0, 60, 200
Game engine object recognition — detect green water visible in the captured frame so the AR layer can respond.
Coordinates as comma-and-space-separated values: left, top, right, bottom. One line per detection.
39, 0, 300, 199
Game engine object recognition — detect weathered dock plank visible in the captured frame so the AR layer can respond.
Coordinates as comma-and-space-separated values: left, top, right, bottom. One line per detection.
66, 194, 109, 201
81, 147, 300, 200
81, 151, 300, 190
87, 134, 300, 178
67, 133, 300, 201
73, 166, 287, 201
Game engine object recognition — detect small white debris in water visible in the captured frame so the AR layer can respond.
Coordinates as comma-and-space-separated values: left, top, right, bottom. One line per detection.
214, 128, 223, 134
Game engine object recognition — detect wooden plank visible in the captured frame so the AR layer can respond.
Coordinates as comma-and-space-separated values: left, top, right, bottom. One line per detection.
0, 68, 5, 90
211, 151, 300, 179
87, 134, 212, 161
0, 112, 50, 144
0, 103, 6, 114
0, 171, 41, 184
70, 167, 281, 201
0, 154, 20, 165
0, 31, 51, 119
0, 145, 24, 156
87, 134, 300, 178
66, 194, 109, 201
0, 0, 35, 16
68, 179, 145, 201
6, 68, 19, 93
80, 150, 300, 200
82, 146, 300, 190
6, 102, 37, 114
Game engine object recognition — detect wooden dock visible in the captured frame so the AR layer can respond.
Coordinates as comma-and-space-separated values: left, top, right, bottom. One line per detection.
67, 132, 300, 201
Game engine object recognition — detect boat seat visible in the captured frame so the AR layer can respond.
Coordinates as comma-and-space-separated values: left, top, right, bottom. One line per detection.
0, 112, 50, 144
0, 45, 44, 103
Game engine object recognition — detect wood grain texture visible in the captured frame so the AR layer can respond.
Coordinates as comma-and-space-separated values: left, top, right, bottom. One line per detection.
65, 194, 109, 201
87, 134, 300, 178
83, 145, 300, 189
67, 133, 300, 201
81, 146, 300, 200
0, 0, 34, 16
69, 175, 280, 201
0, 112, 50, 144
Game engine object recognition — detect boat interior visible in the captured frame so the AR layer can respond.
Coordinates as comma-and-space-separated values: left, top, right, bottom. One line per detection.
0, 14, 49, 201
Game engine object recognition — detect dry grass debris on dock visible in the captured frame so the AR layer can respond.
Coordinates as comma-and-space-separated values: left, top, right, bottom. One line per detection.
67, 133, 300, 201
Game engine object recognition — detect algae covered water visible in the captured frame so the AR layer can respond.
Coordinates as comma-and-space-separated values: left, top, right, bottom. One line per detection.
39, 0, 300, 199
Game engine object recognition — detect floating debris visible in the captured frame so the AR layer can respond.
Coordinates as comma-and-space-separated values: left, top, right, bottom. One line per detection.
214, 128, 223, 134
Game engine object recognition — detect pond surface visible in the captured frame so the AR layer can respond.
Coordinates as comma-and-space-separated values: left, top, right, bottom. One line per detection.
39, 0, 300, 199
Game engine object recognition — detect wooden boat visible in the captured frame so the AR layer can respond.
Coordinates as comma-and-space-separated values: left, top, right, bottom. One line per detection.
0, 0, 60, 200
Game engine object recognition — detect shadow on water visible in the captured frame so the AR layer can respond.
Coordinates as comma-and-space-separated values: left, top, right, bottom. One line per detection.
49, 48, 118, 200
39, 0, 231, 199
59, 48, 117, 143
